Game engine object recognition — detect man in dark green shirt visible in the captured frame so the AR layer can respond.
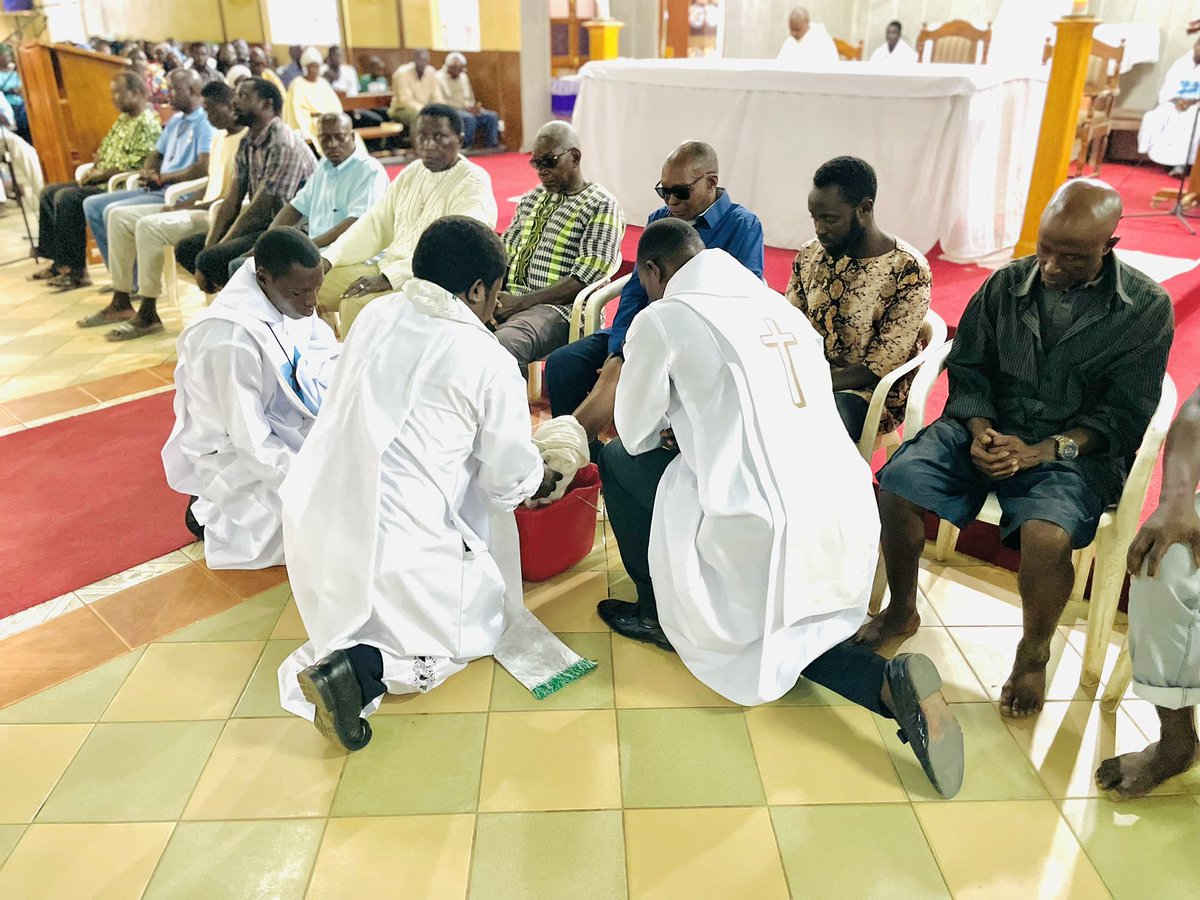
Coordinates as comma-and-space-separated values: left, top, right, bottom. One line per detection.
855, 179, 1175, 721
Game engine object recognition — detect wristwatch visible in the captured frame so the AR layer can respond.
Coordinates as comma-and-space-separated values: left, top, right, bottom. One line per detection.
1052, 434, 1079, 461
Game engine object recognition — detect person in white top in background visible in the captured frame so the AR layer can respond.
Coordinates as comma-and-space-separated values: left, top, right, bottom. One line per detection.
389, 49, 445, 134
776, 6, 839, 67
1139, 38, 1200, 175
438, 52, 500, 149
869, 20, 918, 66
162, 228, 339, 570
277, 217, 573, 752
598, 218, 964, 797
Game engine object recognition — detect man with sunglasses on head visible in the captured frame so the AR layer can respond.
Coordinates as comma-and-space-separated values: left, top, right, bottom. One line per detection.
317, 103, 498, 335
544, 140, 763, 453
494, 122, 625, 370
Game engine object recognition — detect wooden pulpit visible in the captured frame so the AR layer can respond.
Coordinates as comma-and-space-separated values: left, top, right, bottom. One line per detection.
18, 42, 131, 185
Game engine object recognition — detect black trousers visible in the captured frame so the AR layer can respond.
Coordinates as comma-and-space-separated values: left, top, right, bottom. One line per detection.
176, 231, 260, 289
37, 181, 104, 269
345, 644, 386, 705
599, 436, 893, 719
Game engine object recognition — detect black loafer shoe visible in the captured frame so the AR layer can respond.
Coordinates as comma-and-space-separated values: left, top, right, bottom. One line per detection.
885, 652, 964, 799
597, 598, 674, 652
297, 649, 373, 752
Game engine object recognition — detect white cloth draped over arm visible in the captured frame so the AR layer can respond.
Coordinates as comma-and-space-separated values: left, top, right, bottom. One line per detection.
474, 366, 546, 511
614, 312, 673, 455
293, 318, 340, 410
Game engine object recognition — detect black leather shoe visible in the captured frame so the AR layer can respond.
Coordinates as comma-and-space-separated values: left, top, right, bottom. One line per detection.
297, 650, 373, 752
885, 653, 963, 799
597, 598, 674, 652
184, 496, 204, 541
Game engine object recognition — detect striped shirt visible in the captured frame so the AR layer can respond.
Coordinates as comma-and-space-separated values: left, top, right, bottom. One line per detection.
944, 252, 1174, 495
234, 118, 315, 203
502, 182, 625, 321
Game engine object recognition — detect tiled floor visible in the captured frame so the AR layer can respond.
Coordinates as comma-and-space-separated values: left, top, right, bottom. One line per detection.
3, 205, 1198, 898
0, 530, 1197, 899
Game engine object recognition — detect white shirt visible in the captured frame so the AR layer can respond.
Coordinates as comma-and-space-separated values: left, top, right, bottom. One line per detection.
390, 62, 445, 113
869, 39, 918, 66
615, 249, 880, 705
322, 156, 498, 288
323, 63, 359, 96
161, 260, 339, 570
776, 24, 840, 67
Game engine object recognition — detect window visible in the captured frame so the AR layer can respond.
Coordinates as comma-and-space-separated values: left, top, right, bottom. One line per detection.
437, 0, 481, 51
264, 0, 340, 48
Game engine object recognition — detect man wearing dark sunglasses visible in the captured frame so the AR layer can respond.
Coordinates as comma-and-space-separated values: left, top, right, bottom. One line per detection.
543, 140, 764, 454
494, 121, 625, 369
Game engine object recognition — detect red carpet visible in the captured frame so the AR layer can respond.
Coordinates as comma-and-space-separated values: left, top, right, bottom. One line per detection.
0, 392, 193, 618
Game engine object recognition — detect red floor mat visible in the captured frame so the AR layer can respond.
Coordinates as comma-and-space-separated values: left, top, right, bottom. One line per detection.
0, 392, 193, 618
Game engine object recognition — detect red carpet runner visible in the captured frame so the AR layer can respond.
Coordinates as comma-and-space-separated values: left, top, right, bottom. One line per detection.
0, 392, 193, 618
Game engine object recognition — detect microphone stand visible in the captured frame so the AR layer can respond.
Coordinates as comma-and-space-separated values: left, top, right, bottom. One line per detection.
1124, 100, 1200, 235
0, 122, 37, 265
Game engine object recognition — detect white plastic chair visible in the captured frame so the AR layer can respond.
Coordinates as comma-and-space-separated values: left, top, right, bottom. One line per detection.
74, 163, 137, 192
856, 309, 948, 463
920, 341, 1178, 687
158, 177, 209, 309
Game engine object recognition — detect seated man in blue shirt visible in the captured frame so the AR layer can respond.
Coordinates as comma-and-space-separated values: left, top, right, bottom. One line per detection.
544, 141, 764, 448
82, 69, 213, 279
235, 113, 388, 275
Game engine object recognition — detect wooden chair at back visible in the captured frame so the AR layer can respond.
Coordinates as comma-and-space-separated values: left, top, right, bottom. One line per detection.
833, 38, 864, 62
916, 20, 992, 65
1043, 36, 1126, 175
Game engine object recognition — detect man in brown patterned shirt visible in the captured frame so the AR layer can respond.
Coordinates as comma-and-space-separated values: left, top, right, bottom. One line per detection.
786, 157, 931, 441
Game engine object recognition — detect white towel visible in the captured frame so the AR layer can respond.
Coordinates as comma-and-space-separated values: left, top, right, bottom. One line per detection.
526, 415, 589, 507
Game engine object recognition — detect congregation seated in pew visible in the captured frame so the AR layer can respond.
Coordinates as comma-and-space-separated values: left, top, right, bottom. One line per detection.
282, 47, 344, 144
32, 71, 161, 292
163, 228, 339, 570
859, 179, 1175, 720
85, 80, 246, 341
438, 52, 500, 149
494, 121, 625, 369
175, 77, 314, 294
317, 103, 497, 334
324, 46, 384, 130
786, 156, 930, 441
544, 140, 763, 454
388, 49, 443, 135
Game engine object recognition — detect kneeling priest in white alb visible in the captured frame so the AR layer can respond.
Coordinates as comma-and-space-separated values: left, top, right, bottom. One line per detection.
277, 216, 595, 751
162, 228, 338, 569
598, 219, 964, 797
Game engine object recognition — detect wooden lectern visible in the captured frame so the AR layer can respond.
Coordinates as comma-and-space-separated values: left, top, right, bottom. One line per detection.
18, 42, 130, 185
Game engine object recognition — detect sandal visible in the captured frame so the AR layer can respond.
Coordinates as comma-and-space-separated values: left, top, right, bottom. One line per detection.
106, 320, 165, 342
29, 264, 61, 281
77, 308, 136, 328
49, 272, 92, 292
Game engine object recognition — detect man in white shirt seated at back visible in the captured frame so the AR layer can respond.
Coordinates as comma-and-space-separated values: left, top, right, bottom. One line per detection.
162, 228, 339, 570
438, 52, 500, 149
599, 218, 964, 798
869, 20, 918, 66
776, 6, 839, 67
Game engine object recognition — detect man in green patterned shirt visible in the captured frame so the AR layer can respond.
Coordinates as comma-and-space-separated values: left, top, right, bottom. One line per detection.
495, 121, 625, 369
33, 71, 161, 290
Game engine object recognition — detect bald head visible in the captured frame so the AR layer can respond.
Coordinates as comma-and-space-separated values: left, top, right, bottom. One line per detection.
1037, 179, 1123, 292
788, 7, 811, 39
667, 140, 718, 176
637, 218, 705, 302
660, 140, 720, 220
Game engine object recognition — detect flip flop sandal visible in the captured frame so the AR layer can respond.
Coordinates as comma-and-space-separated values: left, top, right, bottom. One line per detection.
29, 265, 60, 281
106, 320, 165, 342
49, 273, 92, 292
885, 653, 964, 799
77, 309, 136, 328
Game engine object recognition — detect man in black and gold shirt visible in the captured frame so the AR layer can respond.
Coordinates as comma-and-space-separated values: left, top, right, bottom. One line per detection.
855, 179, 1175, 721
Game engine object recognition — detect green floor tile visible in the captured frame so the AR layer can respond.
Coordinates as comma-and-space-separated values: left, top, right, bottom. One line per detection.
1061, 796, 1200, 899
161, 584, 291, 642
618, 708, 765, 808
770, 805, 949, 899
876, 702, 1048, 802
607, 572, 636, 603
36, 721, 224, 822
143, 819, 324, 900
232, 639, 305, 718
0, 825, 24, 867
332, 714, 487, 816
490, 633, 614, 711
469, 811, 627, 900
0, 650, 145, 724
763, 675, 856, 707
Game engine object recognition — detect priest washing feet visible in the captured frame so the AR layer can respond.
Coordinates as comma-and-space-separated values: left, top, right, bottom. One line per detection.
596, 218, 964, 798
276, 217, 595, 751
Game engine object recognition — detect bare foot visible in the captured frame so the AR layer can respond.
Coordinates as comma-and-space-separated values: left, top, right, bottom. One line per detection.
1095, 740, 1200, 800
851, 606, 920, 650
1000, 641, 1049, 719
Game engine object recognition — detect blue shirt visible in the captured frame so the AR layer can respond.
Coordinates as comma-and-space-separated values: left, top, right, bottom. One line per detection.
607, 189, 764, 353
290, 153, 389, 240
157, 107, 214, 176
